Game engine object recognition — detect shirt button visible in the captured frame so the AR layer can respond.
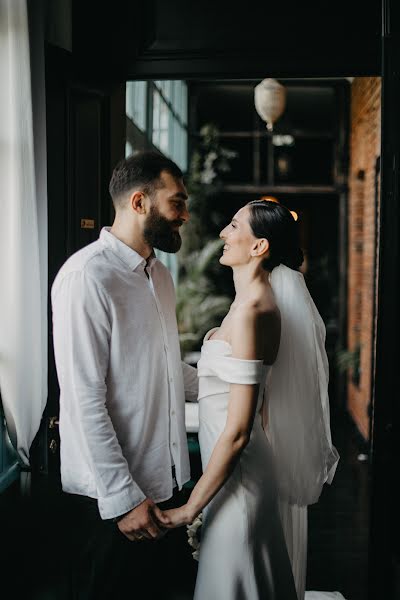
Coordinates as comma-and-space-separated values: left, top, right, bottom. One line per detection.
169, 377, 173, 383
172, 442, 177, 447
171, 410, 175, 416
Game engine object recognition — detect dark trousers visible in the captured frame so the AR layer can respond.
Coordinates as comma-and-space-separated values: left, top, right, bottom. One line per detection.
63, 489, 197, 600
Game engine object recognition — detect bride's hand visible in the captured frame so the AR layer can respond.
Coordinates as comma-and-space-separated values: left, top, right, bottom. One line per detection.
156, 505, 195, 529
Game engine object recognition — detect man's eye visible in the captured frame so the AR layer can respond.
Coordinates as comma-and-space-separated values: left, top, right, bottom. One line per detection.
231, 222, 236, 228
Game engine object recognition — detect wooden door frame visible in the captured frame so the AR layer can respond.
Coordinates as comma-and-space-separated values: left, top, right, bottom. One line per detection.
124, 7, 398, 598
368, 1, 400, 596
43, 0, 397, 595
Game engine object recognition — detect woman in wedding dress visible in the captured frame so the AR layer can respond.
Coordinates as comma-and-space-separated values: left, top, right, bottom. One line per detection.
159, 200, 339, 600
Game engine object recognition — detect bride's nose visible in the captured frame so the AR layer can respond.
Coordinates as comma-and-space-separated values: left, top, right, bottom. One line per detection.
220, 227, 226, 240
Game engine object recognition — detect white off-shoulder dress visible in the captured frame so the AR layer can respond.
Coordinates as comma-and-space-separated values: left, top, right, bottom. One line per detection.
193, 328, 298, 600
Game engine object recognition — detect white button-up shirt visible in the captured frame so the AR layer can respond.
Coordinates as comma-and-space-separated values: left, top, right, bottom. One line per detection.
51, 227, 198, 519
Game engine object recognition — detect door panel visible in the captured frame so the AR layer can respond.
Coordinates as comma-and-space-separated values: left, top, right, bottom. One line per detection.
67, 89, 110, 254
44, 47, 122, 476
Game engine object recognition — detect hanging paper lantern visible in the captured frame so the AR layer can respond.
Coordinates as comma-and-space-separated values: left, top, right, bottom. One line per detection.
254, 78, 286, 132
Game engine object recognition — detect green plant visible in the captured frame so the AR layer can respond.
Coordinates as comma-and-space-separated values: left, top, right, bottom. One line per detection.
188, 123, 237, 191
176, 124, 237, 354
176, 238, 231, 355
181, 123, 237, 256
336, 344, 361, 385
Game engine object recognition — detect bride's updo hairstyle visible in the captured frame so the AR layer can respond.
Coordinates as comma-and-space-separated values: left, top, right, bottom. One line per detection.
247, 200, 304, 271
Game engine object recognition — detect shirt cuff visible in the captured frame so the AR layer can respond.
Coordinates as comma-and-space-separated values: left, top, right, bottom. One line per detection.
97, 483, 147, 520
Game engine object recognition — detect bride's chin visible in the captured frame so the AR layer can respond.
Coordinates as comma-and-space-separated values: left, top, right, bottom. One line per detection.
220, 254, 235, 267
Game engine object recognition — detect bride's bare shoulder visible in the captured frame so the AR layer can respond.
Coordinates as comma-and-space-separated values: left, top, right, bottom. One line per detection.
235, 287, 280, 320
231, 293, 280, 338
230, 291, 280, 361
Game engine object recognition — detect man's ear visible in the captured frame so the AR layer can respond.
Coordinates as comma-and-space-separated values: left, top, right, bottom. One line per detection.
251, 238, 270, 258
130, 191, 147, 214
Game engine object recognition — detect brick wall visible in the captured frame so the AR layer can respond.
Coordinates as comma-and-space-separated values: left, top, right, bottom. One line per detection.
347, 77, 381, 440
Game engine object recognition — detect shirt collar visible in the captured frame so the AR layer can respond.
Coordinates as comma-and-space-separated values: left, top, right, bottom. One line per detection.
145, 250, 157, 271
100, 227, 155, 272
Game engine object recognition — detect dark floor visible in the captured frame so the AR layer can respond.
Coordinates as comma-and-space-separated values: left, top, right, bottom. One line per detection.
1, 408, 369, 600
306, 409, 370, 600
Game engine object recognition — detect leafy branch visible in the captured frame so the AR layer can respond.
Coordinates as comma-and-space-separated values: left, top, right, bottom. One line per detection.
176, 124, 237, 354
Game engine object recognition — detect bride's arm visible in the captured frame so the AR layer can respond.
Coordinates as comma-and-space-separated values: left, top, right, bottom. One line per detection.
158, 305, 272, 528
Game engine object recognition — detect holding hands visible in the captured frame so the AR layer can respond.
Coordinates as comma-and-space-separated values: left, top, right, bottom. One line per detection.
117, 498, 167, 541
117, 498, 196, 542
156, 504, 196, 529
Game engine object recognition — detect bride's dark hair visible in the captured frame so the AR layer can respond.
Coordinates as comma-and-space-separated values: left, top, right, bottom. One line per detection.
247, 200, 304, 271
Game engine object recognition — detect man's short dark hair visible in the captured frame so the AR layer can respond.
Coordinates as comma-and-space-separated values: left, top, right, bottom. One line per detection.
109, 151, 184, 209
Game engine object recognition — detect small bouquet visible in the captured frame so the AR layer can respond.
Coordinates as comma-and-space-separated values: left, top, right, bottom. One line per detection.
186, 512, 203, 561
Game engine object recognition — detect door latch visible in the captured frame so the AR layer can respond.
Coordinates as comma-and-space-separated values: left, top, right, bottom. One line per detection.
49, 416, 59, 429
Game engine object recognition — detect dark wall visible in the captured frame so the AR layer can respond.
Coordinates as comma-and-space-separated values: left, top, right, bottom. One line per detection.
70, 1, 381, 80
128, 0, 381, 78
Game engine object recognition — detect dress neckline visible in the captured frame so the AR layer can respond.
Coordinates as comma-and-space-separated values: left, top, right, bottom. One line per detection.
204, 327, 232, 348
204, 327, 271, 369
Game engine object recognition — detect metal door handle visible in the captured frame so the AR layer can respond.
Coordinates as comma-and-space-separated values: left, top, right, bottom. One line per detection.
49, 416, 59, 429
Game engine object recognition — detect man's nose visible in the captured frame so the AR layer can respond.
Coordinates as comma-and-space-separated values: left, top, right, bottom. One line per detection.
181, 205, 189, 222
220, 228, 226, 239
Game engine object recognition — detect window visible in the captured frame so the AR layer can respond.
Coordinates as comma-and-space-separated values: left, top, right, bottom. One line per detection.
126, 81, 147, 132
152, 81, 188, 171
125, 80, 188, 171
125, 80, 189, 284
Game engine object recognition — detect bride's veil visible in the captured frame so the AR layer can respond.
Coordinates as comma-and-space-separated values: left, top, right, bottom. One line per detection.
265, 264, 339, 507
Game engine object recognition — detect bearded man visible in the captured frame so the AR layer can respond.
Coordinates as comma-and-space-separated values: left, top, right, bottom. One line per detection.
51, 151, 198, 599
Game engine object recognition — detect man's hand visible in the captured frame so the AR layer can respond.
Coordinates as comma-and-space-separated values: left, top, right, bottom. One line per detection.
117, 498, 167, 542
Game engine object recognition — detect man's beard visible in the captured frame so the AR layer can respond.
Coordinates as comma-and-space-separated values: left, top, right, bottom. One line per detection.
143, 204, 183, 253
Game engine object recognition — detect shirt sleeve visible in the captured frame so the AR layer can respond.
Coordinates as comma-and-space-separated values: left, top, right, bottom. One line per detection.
181, 361, 199, 402
52, 270, 146, 519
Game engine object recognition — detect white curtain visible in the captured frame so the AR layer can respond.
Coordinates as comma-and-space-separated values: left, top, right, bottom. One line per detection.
0, 0, 47, 465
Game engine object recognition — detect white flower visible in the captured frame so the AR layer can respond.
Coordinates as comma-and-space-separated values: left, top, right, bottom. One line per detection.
200, 168, 216, 184
221, 148, 237, 159
192, 549, 200, 561
186, 512, 203, 561
205, 151, 218, 165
